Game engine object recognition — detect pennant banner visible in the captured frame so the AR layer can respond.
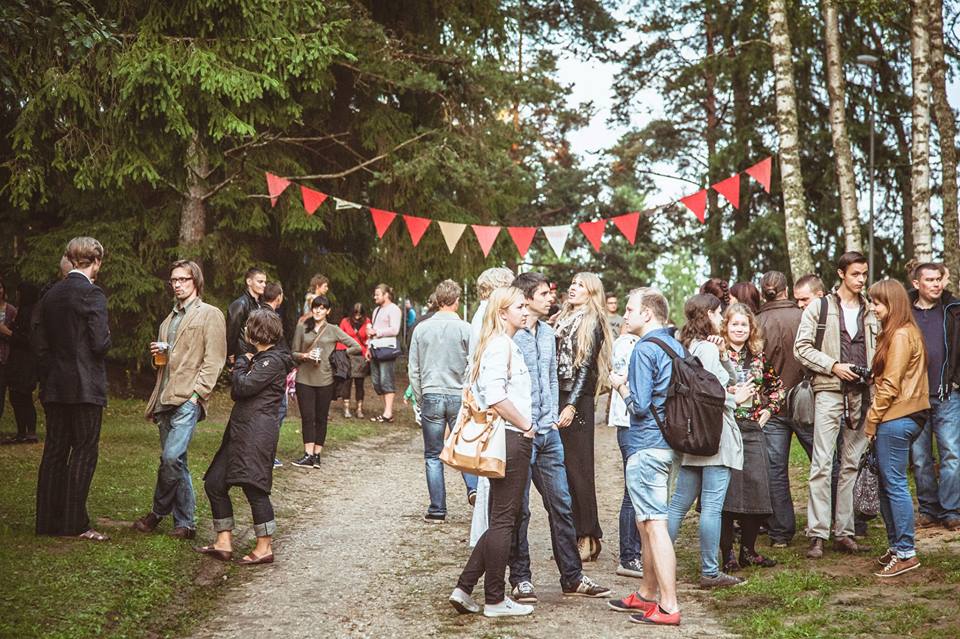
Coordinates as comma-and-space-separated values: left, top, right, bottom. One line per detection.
403, 215, 432, 247
507, 227, 537, 258
680, 190, 708, 223
611, 212, 641, 245
579, 219, 606, 252
472, 225, 502, 257
265, 172, 290, 208
542, 225, 571, 258
712, 174, 741, 209
438, 221, 467, 253
370, 208, 397, 238
746, 157, 772, 193
334, 197, 363, 210
300, 185, 328, 215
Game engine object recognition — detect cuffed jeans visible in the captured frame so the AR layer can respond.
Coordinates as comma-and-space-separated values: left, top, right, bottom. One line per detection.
152, 400, 200, 529
509, 428, 582, 589
765, 413, 814, 543
421, 393, 477, 516
203, 446, 276, 538
807, 390, 868, 540
668, 465, 731, 578
877, 416, 922, 559
618, 441, 642, 564
911, 394, 960, 521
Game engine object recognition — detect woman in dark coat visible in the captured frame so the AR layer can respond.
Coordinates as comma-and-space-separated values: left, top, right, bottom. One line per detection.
196, 310, 293, 565
4, 282, 40, 443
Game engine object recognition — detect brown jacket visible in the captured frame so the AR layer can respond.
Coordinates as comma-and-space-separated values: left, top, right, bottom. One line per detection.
757, 298, 804, 390
145, 300, 227, 418
865, 326, 930, 436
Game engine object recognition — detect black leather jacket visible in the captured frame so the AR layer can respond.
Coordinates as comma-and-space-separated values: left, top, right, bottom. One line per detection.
558, 322, 605, 408
227, 291, 268, 359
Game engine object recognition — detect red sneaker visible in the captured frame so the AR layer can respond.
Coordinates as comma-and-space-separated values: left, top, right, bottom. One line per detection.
607, 593, 657, 614
629, 606, 681, 626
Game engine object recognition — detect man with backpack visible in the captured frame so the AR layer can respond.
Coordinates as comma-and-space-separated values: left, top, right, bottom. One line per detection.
607, 288, 683, 627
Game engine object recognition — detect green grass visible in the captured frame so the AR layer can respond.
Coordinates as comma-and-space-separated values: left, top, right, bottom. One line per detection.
0, 392, 379, 638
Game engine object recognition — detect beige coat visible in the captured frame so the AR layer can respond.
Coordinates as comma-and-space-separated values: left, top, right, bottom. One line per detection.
793, 292, 878, 393
145, 300, 227, 418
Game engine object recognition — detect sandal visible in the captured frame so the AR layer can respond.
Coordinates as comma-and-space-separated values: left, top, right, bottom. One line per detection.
370, 414, 394, 423
193, 545, 233, 562
237, 551, 274, 566
74, 529, 109, 542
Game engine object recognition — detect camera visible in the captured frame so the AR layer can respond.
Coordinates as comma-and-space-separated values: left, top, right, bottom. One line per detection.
850, 365, 872, 383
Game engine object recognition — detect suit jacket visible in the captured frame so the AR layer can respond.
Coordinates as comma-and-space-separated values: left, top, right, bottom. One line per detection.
37, 272, 111, 405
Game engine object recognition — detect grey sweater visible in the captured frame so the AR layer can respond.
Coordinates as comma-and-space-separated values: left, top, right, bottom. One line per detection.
408, 311, 471, 401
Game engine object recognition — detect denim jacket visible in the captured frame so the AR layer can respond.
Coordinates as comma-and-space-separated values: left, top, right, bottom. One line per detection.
514, 320, 560, 434
619, 327, 683, 456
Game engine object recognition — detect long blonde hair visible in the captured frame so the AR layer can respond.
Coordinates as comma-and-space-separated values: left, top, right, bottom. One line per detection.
555, 272, 613, 389
470, 286, 525, 384
722, 302, 764, 356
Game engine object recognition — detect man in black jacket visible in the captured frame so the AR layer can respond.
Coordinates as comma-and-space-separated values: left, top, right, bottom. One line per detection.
35, 237, 111, 541
909, 263, 960, 531
226, 267, 267, 366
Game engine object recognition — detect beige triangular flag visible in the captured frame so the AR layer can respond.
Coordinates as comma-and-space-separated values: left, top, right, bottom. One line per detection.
437, 221, 467, 253
542, 225, 571, 258
334, 197, 363, 210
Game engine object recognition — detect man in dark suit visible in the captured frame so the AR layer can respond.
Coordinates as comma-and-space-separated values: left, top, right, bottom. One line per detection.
35, 237, 111, 541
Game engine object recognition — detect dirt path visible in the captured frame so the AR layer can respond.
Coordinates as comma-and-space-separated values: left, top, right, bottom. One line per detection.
187, 423, 738, 638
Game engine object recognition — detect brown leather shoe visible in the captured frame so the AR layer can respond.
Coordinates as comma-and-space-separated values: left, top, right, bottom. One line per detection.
132, 512, 161, 533
942, 517, 960, 531
833, 536, 861, 553
806, 537, 824, 559
170, 527, 196, 540
916, 514, 939, 529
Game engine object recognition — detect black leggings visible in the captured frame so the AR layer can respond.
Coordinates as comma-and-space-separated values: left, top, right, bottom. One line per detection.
296, 383, 334, 446
10, 388, 37, 438
720, 512, 765, 557
340, 377, 365, 403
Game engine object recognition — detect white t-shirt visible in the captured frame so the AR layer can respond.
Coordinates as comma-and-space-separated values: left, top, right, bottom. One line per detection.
609, 334, 639, 428
469, 301, 487, 356
471, 334, 531, 433
841, 304, 860, 339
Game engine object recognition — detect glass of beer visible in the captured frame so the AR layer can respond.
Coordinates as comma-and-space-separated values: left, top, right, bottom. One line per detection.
153, 342, 169, 367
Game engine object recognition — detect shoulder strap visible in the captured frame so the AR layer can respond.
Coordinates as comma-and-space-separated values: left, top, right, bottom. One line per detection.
646, 336, 679, 360
814, 296, 828, 352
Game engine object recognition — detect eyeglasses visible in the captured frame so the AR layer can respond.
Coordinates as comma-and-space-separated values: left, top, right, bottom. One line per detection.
169, 277, 193, 285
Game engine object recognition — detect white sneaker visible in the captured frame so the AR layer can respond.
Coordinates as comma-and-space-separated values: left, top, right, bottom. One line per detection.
449, 588, 480, 614
483, 597, 534, 617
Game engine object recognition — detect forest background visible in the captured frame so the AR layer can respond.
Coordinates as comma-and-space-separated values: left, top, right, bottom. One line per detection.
1, 0, 957, 368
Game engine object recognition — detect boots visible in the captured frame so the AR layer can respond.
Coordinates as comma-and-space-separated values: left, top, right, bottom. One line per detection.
356, 402, 365, 419
344, 401, 353, 419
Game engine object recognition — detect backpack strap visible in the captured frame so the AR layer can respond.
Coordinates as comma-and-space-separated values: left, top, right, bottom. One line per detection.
640, 337, 673, 431
814, 297, 828, 352
646, 336, 679, 360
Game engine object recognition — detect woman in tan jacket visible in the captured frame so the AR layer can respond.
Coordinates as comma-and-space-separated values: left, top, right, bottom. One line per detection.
865, 280, 930, 579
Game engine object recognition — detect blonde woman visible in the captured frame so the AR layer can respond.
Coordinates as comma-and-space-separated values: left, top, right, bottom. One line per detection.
450, 287, 536, 618
554, 272, 613, 561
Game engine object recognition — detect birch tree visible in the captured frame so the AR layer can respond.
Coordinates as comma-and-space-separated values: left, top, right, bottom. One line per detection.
930, 0, 959, 275
822, 0, 863, 252
910, 0, 934, 261
767, 0, 814, 278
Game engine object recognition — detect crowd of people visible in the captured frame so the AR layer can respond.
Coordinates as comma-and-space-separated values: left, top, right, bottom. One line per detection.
2, 236, 957, 627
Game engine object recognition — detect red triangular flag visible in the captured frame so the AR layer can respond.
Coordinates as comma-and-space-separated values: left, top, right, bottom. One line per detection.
507, 227, 537, 258
611, 212, 641, 245
712, 174, 741, 209
472, 225, 501, 257
300, 185, 328, 215
679, 189, 708, 223
265, 172, 291, 208
578, 219, 606, 252
370, 208, 397, 238
745, 156, 773, 193
403, 215, 432, 247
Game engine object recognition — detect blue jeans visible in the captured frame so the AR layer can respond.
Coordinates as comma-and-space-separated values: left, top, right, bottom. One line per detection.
876, 416, 922, 558
668, 465, 731, 577
618, 442, 642, 564
421, 393, 477, 516
509, 428, 582, 589
911, 394, 960, 521
152, 401, 201, 529
764, 414, 814, 543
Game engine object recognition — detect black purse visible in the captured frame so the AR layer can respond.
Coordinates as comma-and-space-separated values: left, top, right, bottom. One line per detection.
329, 349, 351, 381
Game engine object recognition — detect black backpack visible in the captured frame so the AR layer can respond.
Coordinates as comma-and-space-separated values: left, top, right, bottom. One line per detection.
646, 337, 727, 456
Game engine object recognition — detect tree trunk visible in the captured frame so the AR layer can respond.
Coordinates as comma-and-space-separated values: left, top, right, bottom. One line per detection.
910, 0, 934, 261
704, 4, 725, 279
179, 133, 208, 256
767, 0, 814, 279
822, 0, 863, 252
930, 0, 959, 276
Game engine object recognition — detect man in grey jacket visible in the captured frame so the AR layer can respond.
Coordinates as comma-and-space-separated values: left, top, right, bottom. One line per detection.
794, 252, 878, 559
408, 280, 477, 523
